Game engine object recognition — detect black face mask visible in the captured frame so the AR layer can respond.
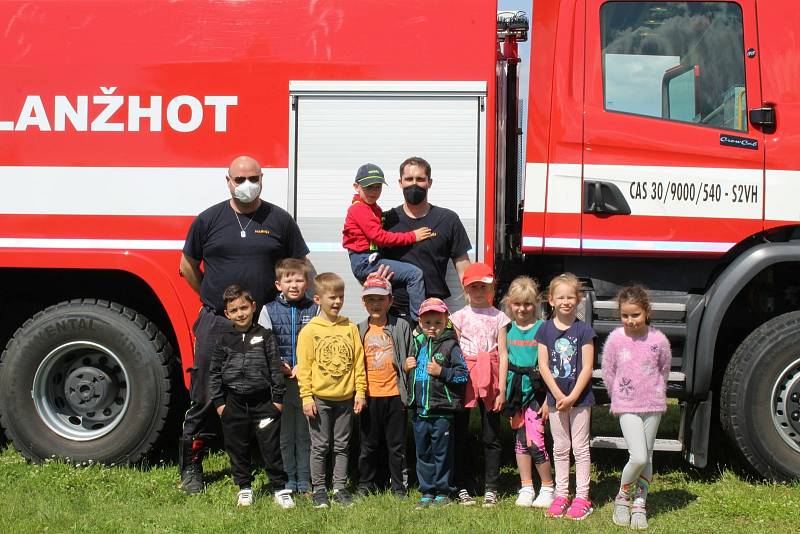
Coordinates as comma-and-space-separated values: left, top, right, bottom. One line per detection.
403, 184, 428, 205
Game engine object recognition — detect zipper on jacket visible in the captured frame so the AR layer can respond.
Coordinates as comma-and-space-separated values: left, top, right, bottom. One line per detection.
291, 306, 297, 368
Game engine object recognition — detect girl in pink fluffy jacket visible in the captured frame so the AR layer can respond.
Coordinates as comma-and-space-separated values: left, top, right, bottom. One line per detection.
601, 286, 671, 531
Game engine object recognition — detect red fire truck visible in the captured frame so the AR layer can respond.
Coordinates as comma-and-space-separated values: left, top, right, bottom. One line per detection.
0, 1, 797, 480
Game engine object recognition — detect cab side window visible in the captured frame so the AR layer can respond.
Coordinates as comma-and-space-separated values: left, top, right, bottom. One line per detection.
601, 2, 747, 131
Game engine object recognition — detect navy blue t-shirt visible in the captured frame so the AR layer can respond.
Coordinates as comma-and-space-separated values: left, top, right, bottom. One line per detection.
534, 319, 596, 407
183, 200, 309, 313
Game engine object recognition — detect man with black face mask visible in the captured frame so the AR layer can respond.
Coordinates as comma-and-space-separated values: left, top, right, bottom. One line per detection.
177, 155, 310, 495
381, 156, 471, 316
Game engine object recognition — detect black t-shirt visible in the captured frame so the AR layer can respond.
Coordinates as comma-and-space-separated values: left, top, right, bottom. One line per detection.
183, 200, 309, 313
381, 204, 471, 299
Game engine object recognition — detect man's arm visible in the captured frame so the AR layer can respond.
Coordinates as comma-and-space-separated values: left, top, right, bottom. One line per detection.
453, 254, 471, 282
179, 254, 203, 295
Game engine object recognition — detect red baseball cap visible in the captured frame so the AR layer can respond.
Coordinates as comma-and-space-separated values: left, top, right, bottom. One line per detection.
362, 276, 392, 296
462, 262, 494, 287
418, 297, 449, 316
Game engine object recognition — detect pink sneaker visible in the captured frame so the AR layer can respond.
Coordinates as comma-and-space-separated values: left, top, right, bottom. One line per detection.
566, 497, 593, 520
546, 495, 570, 518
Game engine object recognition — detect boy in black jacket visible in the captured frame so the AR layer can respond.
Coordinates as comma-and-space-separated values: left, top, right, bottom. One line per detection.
209, 284, 293, 508
404, 298, 468, 509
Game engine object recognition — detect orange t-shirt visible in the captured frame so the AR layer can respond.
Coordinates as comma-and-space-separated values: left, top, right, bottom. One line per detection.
363, 323, 399, 397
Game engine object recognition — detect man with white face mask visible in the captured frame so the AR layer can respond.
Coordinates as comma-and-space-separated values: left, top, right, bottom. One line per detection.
177, 155, 310, 494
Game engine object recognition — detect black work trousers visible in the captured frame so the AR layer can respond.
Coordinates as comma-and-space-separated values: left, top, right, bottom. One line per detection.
453, 400, 502, 492
182, 306, 228, 441
221, 390, 288, 489
358, 395, 407, 493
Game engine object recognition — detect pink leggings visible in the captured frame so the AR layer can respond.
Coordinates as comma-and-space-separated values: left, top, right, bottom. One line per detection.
548, 405, 591, 500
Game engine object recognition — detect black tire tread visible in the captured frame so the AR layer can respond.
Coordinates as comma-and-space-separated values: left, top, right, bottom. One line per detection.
0, 299, 174, 464
720, 310, 800, 480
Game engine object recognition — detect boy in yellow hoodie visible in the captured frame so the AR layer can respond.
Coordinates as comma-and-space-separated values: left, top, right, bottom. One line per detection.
297, 272, 367, 509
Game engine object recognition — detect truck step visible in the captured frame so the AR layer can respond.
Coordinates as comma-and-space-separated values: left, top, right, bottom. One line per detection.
592, 369, 686, 382
590, 436, 683, 452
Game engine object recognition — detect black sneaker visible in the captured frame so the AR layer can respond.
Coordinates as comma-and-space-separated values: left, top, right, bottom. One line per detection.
356, 485, 374, 498
179, 462, 204, 495
332, 488, 354, 507
392, 489, 408, 500
312, 489, 329, 509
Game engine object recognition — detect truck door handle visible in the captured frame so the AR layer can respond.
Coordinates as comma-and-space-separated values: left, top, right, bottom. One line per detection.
749, 106, 776, 133
583, 180, 631, 215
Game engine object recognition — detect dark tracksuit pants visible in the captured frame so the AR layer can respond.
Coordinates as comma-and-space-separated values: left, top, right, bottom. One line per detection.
358, 395, 407, 493
182, 306, 228, 440
453, 400, 502, 492
221, 390, 288, 489
412, 413, 455, 496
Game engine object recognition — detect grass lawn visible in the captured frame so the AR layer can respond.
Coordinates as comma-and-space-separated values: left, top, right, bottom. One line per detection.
0, 441, 797, 534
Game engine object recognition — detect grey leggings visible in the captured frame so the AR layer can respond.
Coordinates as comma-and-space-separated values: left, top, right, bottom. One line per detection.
619, 412, 662, 486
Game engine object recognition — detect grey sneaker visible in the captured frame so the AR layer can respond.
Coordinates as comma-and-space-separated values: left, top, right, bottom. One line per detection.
630, 504, 648, 530
613, 495, 631, 527
312, 489, 329, 509
332, 488, 354, 507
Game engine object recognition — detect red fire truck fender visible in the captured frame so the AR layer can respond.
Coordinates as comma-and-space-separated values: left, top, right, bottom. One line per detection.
0, 247, 195, 387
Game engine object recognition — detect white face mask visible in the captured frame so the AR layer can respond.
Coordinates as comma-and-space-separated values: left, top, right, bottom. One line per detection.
233, 180, 262, 204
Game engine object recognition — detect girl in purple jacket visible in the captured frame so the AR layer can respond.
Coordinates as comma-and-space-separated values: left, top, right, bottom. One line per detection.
601, 286, 671, 530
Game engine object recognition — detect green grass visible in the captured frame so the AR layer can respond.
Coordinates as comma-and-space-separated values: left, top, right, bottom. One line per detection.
0, 444, 797, 533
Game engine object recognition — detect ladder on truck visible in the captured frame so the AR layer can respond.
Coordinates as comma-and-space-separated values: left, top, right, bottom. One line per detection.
585, 293, 705, 454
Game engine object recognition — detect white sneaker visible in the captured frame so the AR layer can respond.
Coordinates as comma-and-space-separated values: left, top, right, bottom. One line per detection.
274, 488, 296, 509
532, 485, 555, 508
237, 488, 254, 507
515, 486, 535, 507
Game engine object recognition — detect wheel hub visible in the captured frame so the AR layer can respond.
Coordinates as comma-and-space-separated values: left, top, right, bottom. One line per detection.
32, 341, 130, 441
64, 366, 118, 415
772, 357, 800, 454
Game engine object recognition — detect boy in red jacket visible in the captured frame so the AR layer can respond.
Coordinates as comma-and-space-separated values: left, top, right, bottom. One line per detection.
342, 163, 431, 321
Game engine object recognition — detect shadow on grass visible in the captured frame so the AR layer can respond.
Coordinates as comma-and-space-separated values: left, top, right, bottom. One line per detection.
648, 488, 698, 517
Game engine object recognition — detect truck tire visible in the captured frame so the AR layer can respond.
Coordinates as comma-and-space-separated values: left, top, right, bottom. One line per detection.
720, 311, 800, 480
0, 299, 173, 464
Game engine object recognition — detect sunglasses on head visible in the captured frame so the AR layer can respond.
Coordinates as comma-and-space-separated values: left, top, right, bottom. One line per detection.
228, 175, 261, 185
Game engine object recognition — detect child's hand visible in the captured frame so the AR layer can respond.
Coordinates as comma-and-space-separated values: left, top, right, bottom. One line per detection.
414, 227, 433, 242
303, 402, 317, 419
427, 359, 442, 377
290, 365, 298, 378
538, 402, 550, 423
354, 396, 366, 414
556, 394, 576, 412
216, 405, 225, 416
405, 357, 417, 371
492, 393, 505, 413
282, 362, 292, 376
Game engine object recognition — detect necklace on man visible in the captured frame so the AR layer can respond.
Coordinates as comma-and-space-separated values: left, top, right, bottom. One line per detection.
234, 210, 253, 238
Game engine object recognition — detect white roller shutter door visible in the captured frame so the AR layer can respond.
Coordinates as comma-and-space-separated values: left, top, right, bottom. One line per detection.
291, 82, 485, 321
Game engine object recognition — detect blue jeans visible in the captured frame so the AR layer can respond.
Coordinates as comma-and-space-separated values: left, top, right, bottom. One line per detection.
349, 251, 425, 321
412, 414, 455, 495
279, 379, 311, 492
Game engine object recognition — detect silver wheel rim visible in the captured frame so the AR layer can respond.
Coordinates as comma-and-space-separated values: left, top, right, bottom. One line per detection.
771, 356, 800, 454
32, 341, 131, 441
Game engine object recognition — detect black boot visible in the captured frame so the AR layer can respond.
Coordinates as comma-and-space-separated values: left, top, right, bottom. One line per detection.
179, 438, 205, 494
